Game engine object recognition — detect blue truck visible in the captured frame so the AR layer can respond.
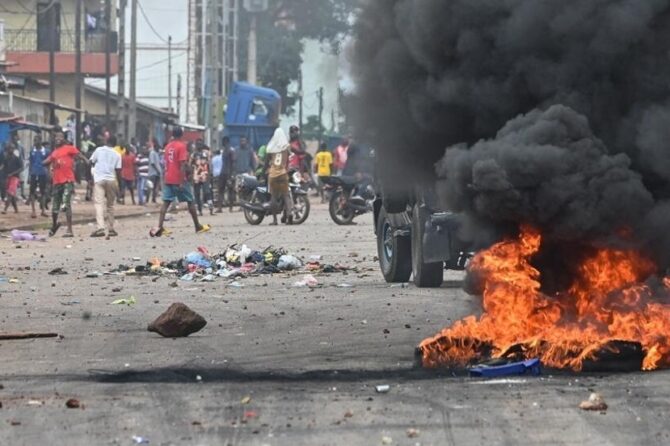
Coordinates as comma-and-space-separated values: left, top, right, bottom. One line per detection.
222, 82, 281, 150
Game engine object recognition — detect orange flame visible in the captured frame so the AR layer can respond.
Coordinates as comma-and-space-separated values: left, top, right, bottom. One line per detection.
419, 226, 670, 371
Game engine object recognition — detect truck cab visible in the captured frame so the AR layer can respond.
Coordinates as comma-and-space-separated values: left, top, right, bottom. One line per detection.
222, 82, 281, 149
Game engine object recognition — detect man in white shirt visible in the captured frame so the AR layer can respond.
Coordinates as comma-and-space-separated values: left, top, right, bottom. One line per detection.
89, 135, 122, 237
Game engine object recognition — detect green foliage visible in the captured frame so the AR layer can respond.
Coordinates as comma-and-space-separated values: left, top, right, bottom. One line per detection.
240, 0, 359, 115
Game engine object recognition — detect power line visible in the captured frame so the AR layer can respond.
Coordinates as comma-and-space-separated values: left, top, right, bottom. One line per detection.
137, 0, 169, 44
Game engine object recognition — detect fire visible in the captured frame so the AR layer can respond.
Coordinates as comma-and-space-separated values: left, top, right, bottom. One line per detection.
419, 226, 670, 371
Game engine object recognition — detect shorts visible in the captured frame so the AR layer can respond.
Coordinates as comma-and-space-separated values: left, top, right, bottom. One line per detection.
6, 176, 20, 196
162, 184, 194, 203
52, 182, 75, 212
122, 179, 135, 190
30, 175, 48, 197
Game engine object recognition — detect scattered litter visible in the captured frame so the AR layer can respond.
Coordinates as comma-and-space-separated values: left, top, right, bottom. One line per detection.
48, 268, 68, 275
110, 296, 136, 306
579, 393, 608, 411
85, 272, 102, 278
389, 283, 408, 288
65, 245, 72, 249
406, 428, 420, 438
244, 410, 258, 419
293, 274, 318, 288
60, 300, 81, 306
344, 410, 353, 418
196, 375, 202, 382
147, 303, 207, 337
132, 257, 142, 261
27, 400, 43, 406
8, 278, 19, 284
0, 332, 58, 340
180, 273, 195, 282
201, 274, 215, 282
65, 399, 81, 409
228, 281, 244, 288
277, 255, 302, 270
375, 385, 390, 393
132, 436, 149, 444
184, 252, 212, 269
241, 396, 252, 404
0, 277, 7, 283
11, 229, 46, 242
337, 283, 353, 288
381, 436, 393, 445
469, 358, 541, 378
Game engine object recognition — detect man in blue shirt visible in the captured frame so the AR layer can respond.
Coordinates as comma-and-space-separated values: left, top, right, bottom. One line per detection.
28, 134, 50, 218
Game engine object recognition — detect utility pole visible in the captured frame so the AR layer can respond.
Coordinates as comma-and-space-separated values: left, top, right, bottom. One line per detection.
117, 0, 127, 137
168, 35, 173, 112
74, 0, 82, 148
128, 0, 138, 141
48, 2, 56, 125
247, 12, 257, 85
105, 0, 112, 129
206, 0, 217, 147
317, 87, 324, 145
298, 70, 303, 131
177, 74, 182, 119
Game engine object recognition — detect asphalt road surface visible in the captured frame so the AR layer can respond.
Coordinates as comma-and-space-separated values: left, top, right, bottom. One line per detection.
1, 203, 669, 446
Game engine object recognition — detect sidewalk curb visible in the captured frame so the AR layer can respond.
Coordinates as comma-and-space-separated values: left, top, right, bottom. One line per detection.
0, 210, 159, 233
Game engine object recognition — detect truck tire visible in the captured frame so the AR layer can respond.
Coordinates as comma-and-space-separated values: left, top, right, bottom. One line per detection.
377, 208, 412, 283
412, 205, 444, 288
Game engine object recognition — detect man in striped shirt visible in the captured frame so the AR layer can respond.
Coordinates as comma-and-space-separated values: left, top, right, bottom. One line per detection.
136, 147, 150, 206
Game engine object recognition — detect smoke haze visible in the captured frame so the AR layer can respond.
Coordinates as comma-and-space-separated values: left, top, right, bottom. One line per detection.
351, 0, 670, 267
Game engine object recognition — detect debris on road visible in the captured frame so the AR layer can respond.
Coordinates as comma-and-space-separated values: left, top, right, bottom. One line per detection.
381, 436, 393, 445
85, 244, 352, 284
11, 229, 46, 242
48, 267, 68, 275
579, 393, 608, 411
0, 332, 58, 340
132, 435, 149, 444
27, 400, 43, 406
406, 428, 420, 438
65, 398, 81, 409
375, 385, 390, 393
147, 303, 207, 338
110, 296, 136, 306
240, 396, 252, 404
293, 274, 319, 288
469, 358, 541, 378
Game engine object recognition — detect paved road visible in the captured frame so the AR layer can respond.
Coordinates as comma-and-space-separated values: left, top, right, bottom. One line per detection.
1, 203, 669, 445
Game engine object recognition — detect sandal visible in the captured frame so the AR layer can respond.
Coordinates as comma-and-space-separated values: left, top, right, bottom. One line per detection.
196, 224, 211, 234
90, 229, 106, 238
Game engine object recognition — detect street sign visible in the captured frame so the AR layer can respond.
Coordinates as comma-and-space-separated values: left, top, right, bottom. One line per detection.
243, 0, 269, 13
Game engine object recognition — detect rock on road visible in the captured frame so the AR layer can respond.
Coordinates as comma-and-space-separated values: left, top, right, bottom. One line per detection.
0, 203, 669, 445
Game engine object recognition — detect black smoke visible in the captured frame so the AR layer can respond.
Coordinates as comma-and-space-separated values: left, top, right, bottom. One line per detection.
351, 0, 670, 268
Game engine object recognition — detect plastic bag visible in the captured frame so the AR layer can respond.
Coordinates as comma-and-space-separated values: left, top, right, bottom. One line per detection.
184, 252, 212, 268
277, 255, 302, 270
293, 274, 318, 288
11, 229, 46, 242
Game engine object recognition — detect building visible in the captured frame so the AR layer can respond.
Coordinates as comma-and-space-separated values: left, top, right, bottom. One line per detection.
0, 0, 119, 124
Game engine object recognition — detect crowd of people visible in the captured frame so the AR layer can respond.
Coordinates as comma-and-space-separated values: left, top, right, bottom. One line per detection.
0, 122, 361, 238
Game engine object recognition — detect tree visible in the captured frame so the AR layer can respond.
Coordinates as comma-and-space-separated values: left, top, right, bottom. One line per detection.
239, 0, 360, 115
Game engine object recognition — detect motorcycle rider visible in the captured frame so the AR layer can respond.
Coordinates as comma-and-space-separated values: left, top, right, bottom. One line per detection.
342, 143, 373, 202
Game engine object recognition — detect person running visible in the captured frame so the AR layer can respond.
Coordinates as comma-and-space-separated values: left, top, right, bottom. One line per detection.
314, 142, 333, 203
43, 129, 89, 237
265, 128, 293, 226
151, 127, 210, 237
89, 135, 122, 237
136, 147, 150, 205
333, 138, 350, 176
28, 135, 50, 218
1, 143, 23, 214
120, 146, 136, 204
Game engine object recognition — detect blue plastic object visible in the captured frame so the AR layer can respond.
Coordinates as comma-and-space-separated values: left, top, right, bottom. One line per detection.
185, 252, 212, 269
469, 358, 541, 378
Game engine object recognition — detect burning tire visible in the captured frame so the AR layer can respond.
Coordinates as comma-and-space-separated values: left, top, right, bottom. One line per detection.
412, 205, 444, 288
377, 208, 412, 283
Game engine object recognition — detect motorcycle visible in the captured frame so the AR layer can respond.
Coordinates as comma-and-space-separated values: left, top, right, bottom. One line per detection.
238, 172, 311, 225
322, 176, 375, 225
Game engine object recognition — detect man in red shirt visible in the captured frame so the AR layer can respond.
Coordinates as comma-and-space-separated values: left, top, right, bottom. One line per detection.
43, 129, 89, 237
151, 127, 210, 237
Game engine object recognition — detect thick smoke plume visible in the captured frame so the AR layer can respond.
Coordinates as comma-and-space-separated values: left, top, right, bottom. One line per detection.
351, 0, 670, 268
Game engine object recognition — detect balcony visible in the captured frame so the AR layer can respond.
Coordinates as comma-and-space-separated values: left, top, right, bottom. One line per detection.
4, 29, 119, 76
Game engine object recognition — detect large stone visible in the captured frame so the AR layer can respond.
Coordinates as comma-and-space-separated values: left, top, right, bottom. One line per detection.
148, 303, 207, 338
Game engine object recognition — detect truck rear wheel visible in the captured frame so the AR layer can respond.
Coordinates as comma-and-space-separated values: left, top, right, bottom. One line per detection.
412, 205, 444, 288
377, 208, 412, 283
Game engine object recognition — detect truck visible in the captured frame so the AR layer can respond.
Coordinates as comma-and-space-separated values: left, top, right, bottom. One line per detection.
221, 82, 281, 150
373, 184, 472, 288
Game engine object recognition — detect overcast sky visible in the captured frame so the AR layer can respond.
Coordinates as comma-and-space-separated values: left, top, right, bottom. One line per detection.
86, 0, 343, 130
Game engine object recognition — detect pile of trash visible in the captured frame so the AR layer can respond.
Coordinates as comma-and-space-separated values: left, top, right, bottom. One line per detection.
98, 245, 350, 284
